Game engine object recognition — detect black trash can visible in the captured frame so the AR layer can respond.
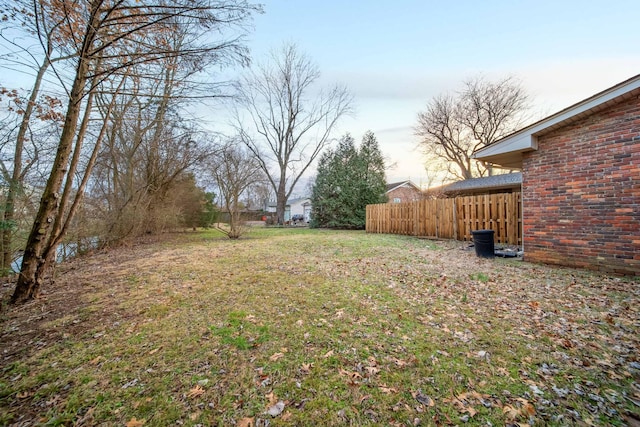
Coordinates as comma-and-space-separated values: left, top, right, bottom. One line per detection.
471, 229, 495, 258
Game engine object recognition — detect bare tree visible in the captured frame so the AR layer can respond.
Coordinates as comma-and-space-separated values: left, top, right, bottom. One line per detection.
208, 140, 265, 239
234, 43, 353, 224
10, 0, 260, 304
89, 41, 216, 244
0, 0, 77, 272
415, 75, 531, 180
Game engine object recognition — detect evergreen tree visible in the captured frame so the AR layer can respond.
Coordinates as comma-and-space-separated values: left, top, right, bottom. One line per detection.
354, 131, 388, 225
311, 132, 387, 229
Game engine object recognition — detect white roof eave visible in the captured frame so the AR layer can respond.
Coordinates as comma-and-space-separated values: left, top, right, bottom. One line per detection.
474, 134, 536, 158
474, 74, 640, 166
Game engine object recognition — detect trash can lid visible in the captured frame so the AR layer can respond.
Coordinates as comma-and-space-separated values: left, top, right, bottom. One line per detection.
471, 229, 494, 235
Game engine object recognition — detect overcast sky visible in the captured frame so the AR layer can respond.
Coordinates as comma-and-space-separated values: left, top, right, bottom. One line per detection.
235, 0, 640, 188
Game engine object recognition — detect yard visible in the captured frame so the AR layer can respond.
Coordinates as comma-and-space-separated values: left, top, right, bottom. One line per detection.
1, 228, 638, 426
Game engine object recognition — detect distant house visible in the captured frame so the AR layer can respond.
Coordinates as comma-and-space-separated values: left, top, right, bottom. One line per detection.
439, 172, 522, 196
386, 180, 422, 203
287, 197, 312, 222
474, 74, 640, 275
266, 197, 312, 222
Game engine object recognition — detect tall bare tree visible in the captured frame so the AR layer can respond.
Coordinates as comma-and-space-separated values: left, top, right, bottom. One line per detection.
234, 43, 353, 224
89, 30, 217, 244
9, 0, 260, 304
415, 75, 531, 180
208, 140, 264, 239
0, 1, 77, 272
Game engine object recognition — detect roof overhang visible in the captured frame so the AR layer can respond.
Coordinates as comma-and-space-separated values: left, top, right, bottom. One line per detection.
473, 74, 640, 169
386, 180, 421, 193
472, 134, 536, 169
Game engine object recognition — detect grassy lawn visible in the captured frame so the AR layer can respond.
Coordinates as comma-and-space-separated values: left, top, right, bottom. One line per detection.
1, 228, 638, 426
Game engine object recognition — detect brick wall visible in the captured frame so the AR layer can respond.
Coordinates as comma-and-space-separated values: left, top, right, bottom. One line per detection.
522, 95, 640, 275
387, 186, 422, 203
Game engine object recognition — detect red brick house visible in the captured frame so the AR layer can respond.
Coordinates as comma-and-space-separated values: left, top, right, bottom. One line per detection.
386, 180, 422, 203
474, 74, 639, 275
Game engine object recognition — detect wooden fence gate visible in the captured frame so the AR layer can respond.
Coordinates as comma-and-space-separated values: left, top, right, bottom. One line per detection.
366, 192, 522, 245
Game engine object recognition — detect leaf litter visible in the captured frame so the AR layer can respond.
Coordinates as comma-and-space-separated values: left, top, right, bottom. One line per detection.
0, 229, 638, 426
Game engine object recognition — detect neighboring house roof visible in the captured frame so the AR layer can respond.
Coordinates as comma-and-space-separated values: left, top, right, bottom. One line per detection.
267, 197, 311, 208
386, 180, 421, 193
474, 74, 640, 169
288, 197, 311, 205
441, 172, 522, 194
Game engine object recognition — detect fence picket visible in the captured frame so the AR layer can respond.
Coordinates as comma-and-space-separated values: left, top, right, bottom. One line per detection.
366, 192, 522, 245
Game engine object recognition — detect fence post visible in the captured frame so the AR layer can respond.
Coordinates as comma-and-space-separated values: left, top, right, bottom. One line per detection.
451, 197, 456, 240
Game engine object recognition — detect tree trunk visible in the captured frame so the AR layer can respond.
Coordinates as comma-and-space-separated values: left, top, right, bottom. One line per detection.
11, 8, 97, 303
275, 180, 287, 225
2, 59, 50, 272
11, 80, 87, 302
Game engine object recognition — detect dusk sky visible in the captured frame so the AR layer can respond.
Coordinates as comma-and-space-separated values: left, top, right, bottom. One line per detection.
237, 0, 640, 188
2, 1, 637, 190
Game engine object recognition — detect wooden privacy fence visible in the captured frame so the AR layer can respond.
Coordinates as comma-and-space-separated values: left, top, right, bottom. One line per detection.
366, 192, 522, 245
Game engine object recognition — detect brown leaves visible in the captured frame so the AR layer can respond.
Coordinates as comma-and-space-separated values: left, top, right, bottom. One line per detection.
378, 384, 399, 394
386, 355, 414, 368
125, 418, 145, 427
186, 385, 205, 399
265, 392, 285, 417
299, 362, 314, 374
268, 352, 284, 362
503, 398, 536, 421
2, 230, 637, 426
338, 368, 362, 386
364, 365, 380, 376
444, 390, 491, 419
237, 417, 254, 427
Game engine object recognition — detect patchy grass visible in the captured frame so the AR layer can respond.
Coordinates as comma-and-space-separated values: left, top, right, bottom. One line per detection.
1, 228, 638, 426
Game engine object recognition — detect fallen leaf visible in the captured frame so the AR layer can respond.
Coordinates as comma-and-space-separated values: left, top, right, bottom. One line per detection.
391, 357, 408, 368
522, 402, 536, 416
187, 385, 205, 399
269, 352, 284, 361
148, 347, 161, 355
265, 392, 278, 406
339, 368, 362, 380
379, 385, 399, 394
237, 417, 254, 427
503, 404, 520, 420
125, 418, 145, 427
323, 350, 334, 358
359, 394, 372, 404
365, 366, 380, 376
